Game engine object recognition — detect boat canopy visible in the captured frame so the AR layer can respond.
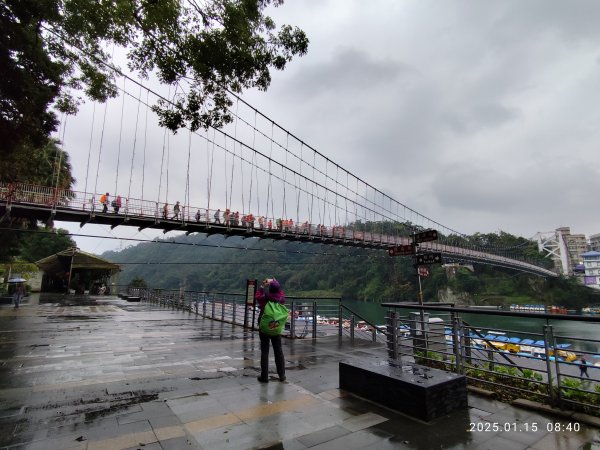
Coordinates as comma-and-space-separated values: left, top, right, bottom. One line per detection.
483, 334, 497, 340
508, 337, 522, 344
495, 336, 510, 342
533, 340, 546, 347
520, 339, 535, 345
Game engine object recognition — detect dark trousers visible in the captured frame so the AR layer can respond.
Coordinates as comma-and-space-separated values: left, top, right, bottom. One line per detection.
259, 332, 285, 380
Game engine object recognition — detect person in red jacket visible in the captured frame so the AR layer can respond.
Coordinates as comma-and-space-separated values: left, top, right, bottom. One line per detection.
255, 278, 286, 383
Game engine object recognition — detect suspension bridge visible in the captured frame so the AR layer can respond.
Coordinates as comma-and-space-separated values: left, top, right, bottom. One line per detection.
0, 70, 557, 278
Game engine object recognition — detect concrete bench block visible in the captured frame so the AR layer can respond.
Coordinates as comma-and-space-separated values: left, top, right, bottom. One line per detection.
339, 358, 467, 422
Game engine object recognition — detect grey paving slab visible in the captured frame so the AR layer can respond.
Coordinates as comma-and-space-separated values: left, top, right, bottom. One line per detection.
295, 425, 350, 447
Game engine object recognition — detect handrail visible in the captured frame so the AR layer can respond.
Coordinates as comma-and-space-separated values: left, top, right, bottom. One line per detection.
382, 302, 600, 323
462, 319, 521, 370
341, 304, 387, 336
0, 181, 559, 277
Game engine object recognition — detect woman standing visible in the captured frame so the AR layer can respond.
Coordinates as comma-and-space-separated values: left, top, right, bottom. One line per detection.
255, 278, 287, 383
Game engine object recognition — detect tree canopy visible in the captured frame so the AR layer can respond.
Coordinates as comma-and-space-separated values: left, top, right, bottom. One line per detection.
0, 0, 309, 156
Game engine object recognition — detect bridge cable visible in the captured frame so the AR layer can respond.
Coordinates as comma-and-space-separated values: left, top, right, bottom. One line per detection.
206, 127, 216, 213
248, 110, 258, 215
114, 76, 127, 197
185, 129, 192, 221
93, 95, 109, 203
266, 123, 274, 221
157, 85, 172, 209
127, 84, 143, 202
83, 103, 96, 202
141, 89, 149, 201
281, 132, 289, 221
233, 99, 245, 215
296, 142, 303, 226
224, 134, 230, 215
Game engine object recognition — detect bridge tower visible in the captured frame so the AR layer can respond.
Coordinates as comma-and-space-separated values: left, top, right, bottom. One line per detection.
534, 227, 586, 276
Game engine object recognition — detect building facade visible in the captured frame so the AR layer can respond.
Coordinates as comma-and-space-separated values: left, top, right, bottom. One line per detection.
589, 233, 600, 252
581, 251, 600, 289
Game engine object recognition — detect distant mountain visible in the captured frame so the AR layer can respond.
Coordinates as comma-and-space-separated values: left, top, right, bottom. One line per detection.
102, 232, 417, 300
102, 231, 599, 308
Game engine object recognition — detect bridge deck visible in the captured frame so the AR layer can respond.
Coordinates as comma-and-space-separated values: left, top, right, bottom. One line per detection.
0, 182, 557, 277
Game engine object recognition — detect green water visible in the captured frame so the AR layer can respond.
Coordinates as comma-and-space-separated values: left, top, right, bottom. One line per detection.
340, 299, 600, 353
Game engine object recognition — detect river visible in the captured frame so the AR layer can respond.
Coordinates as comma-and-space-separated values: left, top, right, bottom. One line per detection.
339, 299, 600, 354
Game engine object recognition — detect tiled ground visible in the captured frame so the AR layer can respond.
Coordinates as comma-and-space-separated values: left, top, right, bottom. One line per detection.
0, 295, 598, 449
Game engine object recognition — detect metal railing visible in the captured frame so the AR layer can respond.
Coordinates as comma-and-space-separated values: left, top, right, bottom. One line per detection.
0, 181, 557, 276
382, 303, 600, 415
125, 287, 351, 340
122, 286, 389, 345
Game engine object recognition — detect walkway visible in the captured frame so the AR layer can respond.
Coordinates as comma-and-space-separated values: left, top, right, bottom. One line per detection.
0, 295, 597, 449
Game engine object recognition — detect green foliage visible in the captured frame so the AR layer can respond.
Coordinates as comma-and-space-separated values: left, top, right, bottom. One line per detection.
0, 140, 74, 187
129, 277, 147, 288
102, 226, 594, 311
19, 228, 76, 262
1, 0, 308, 157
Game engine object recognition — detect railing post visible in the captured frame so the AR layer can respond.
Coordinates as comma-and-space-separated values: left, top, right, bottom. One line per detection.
203, 294, 207, 316
312, 301, 318, 339
221, 299, 225, 320
350, 315, 355, 344
232, 301, 237, 324
452, 313, 462, 373
386, 311, 399, 361
290, 301, 296, 338
543, 324, 557, 405
211, 300, 216, 319
338, 302, 343, 337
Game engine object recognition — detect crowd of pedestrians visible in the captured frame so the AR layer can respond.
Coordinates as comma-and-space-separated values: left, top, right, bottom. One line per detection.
98, 194, 348, 238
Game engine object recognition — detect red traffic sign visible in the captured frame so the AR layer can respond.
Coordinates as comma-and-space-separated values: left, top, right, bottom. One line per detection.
415, 252, 442, 265
418, 266, 430, 277
388, 244, 414, 256
413, 229, 439, 244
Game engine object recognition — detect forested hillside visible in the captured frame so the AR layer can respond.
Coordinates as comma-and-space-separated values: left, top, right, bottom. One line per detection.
103, 231, 599, 309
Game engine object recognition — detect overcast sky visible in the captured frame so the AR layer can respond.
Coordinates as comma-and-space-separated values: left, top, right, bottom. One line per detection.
59, 0, 600, 253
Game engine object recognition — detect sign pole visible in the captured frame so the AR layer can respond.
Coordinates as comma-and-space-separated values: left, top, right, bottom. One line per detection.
412, 233, 427, 348
388, 229, 441, 354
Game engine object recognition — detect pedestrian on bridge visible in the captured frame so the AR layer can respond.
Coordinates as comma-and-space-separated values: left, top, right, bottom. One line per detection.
113, 195, 122, 214
214, 208, 221, 224
100, 192, 109, 213
256, 278, 286, 383
162, 203, 168, 220
172, 201, 181, 220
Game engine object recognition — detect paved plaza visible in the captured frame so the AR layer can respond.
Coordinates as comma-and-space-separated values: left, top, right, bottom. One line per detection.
0, 295, 598, 449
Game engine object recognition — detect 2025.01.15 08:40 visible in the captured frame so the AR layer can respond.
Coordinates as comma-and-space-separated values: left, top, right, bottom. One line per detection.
469, 422, 580, 433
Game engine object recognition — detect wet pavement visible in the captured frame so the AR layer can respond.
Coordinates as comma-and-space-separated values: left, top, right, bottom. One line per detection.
0, 295, 598, 450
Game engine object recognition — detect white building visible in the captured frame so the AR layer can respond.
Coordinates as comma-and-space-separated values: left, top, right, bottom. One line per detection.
581, 251, 600, 289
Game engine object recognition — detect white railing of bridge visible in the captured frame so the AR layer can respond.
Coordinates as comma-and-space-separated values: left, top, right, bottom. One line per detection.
0, 182, 556, 276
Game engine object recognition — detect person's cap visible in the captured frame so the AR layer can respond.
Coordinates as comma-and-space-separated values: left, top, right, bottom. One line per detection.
268, 279, 281, 293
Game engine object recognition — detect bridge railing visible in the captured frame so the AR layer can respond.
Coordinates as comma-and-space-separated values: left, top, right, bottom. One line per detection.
0, 181, 409, 244
383, 302, 600, 416
0, 181, 555, 275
